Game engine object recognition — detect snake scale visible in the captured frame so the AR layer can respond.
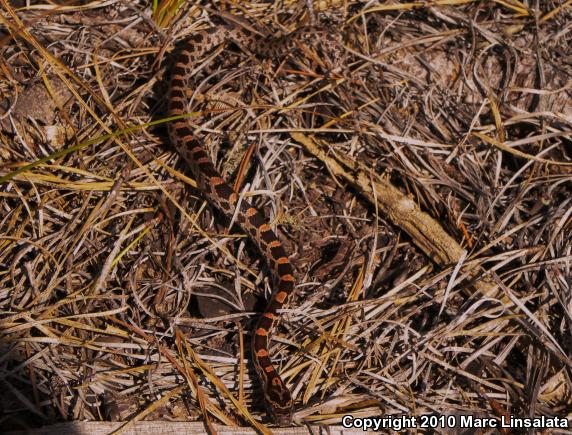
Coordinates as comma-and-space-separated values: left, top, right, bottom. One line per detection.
169, 22, 340, 425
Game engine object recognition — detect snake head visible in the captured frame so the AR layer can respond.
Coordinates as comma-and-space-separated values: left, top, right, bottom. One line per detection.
267, 400, 293, 427
264, 374, 294, 426
294, 27, 346, 77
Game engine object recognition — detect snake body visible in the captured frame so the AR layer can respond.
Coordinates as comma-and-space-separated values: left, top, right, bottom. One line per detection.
168, 24, 313, 426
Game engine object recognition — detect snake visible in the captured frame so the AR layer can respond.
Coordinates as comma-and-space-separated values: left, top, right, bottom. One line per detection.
168, 21, 341, 425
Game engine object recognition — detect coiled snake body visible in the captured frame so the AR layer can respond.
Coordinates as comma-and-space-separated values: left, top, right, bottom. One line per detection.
169, 23, 340, 425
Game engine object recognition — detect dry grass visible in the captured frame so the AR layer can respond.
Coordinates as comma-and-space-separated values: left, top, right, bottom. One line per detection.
1, 0, 571, 433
